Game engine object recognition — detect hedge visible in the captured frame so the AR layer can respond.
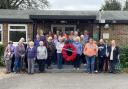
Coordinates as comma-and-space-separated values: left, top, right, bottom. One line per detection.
120, 46, 128, 68
0, 44, 4, 66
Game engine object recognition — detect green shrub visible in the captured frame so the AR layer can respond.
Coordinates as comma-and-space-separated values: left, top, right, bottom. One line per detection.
0, 44, 4, 66
120, 46, 128, 68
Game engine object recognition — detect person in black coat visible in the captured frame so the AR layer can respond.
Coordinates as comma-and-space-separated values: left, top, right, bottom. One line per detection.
108, 40, 120, 73
46, 36, 56, 69
98, 39, 106, 73
104, 40, 110, 72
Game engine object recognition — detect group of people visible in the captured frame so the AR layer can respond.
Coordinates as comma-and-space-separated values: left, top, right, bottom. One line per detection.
4, 30, 120, 74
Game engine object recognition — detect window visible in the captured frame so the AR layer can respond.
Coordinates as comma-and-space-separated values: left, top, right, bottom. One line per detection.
8, 24, 27, 43
51, 25, 76, 34
0, 24, 3, 43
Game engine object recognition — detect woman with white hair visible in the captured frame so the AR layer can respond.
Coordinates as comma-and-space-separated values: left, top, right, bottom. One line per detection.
26, 41, 37, 74
37, 41, 48, 72
80, 35, 86, 65
46, 36, 56, 69
73, 37, 82, 70
56, 37, 64, 69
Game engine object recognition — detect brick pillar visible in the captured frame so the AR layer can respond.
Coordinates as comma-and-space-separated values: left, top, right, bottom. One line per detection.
27, 23, 33, 41
3, 23, 8, 46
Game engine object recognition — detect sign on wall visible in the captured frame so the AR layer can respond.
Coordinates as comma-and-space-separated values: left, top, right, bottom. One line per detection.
103, 33, 109, 39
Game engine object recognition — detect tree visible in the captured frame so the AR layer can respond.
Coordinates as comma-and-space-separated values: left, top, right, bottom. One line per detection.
123, 0, 128, 10
0, 0, 49, 10
101, 0, 122, 10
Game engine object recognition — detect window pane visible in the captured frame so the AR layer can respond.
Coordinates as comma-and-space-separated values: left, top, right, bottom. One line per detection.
0, 31, 1, 42
9, 31, 26, 42
10, 26, 25, 29
65, 27, 74, 33
53, 27, 63, 34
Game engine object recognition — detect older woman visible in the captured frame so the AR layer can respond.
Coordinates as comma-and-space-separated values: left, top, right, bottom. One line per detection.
34, 34, 40, 48
56, 37, 64, 69
5, 41, 15, 72
108, 40, 120, 74
46, 36, 55, 69
26, 41, 37, 74
83, 38, 98, 73
14, 41, 25, 73
4, 47, 13, 73
73, 37, 83, 70
37, 41, 48, 72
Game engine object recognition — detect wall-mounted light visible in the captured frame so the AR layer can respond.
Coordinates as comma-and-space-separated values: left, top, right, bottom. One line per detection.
60, 20, 66, 24
96, 25, 99, 29
113, 20, 116, 23
104, 24, 109, 29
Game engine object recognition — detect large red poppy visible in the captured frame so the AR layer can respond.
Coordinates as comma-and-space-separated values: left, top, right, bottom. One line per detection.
62, 44, 77, 62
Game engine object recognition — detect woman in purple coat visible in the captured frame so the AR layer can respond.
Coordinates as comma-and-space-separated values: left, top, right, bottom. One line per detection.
26, 41, 37, 74
34, 34, 40, 48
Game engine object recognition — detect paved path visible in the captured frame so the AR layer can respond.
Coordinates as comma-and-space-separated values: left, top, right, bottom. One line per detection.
0, 73, 128, 89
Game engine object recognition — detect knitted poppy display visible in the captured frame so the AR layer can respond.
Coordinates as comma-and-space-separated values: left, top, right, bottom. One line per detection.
62, 44, 77, 62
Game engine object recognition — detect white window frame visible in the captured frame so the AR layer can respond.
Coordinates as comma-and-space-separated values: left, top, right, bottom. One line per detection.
8, 24, 28, 44
0, 24, 3, 44
51, 25, 76, 33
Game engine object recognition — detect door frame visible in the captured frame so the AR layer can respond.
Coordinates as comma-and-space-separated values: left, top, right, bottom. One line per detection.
51, 25, 76, 33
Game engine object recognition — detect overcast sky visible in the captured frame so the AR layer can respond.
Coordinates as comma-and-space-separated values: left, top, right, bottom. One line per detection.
47, 0, 125, 10
47, 0, 104, 10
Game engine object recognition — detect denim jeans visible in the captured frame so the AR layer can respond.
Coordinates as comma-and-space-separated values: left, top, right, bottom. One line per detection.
28, 58, 35, 74
86, 56, 95, 73
57, 53, 63, 69
14, 57, 22, 72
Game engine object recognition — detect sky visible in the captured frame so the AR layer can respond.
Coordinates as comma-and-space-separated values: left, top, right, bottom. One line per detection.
47, 0, 126, 10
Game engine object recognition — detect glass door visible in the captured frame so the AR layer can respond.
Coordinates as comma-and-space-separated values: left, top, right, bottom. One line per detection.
65, 26, 75, 34
51, 25, 76, 34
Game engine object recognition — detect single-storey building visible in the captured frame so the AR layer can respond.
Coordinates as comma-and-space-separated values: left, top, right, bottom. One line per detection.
0, 9, 128, 46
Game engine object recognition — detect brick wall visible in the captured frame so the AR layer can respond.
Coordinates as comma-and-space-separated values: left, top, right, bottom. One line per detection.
27, 23, 33, 41
101, 24, 128, 46
3, 23, 8, 46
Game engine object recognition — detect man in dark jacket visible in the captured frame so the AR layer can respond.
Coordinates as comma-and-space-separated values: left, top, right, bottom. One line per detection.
108, 40, 120, 73
104, 40, 110, 72
98, 39, 106, 73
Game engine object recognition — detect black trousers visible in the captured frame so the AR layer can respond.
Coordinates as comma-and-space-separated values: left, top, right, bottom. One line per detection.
74, 54, 81, 68
47, 56, 52, 68
98, 56, 105, 72
38, 60, 46, 72
109, 60, 117, 73
81, 53, 86, 64
94, 56, 98, 71
104, 56, 109, 72
11, 55, 15, 72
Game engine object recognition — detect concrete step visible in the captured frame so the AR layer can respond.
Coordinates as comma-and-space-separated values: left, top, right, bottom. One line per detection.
35, 64, 87, 73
